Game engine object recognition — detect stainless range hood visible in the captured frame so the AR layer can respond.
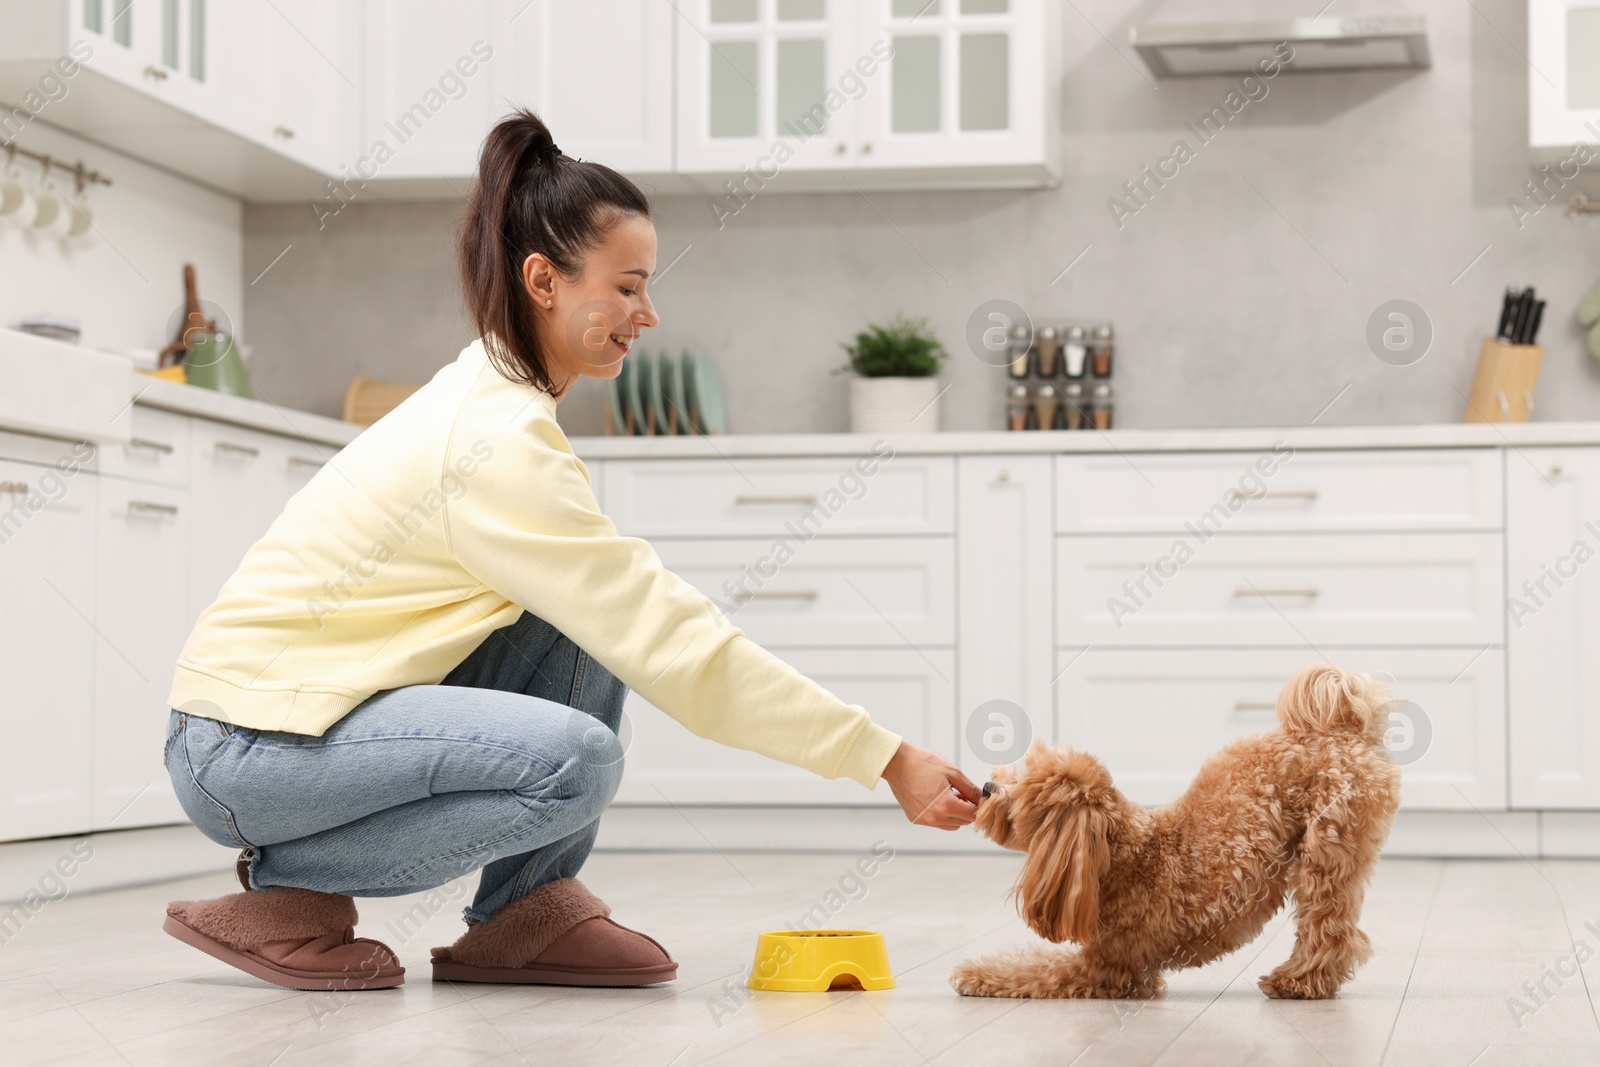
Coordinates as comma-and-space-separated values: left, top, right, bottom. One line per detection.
1130, 15, 1430, 77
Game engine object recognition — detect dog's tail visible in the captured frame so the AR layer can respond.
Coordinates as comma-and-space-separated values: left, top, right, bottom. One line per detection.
1276, 662, 1391, 745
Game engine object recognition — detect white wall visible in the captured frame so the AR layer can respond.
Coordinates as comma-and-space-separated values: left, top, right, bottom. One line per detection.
0, 121, 241, 359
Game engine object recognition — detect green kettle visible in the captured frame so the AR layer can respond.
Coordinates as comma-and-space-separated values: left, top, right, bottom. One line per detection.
184, 330, 254, 399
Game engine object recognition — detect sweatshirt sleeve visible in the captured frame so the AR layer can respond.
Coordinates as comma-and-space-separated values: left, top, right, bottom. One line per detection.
441, 417, 903, 789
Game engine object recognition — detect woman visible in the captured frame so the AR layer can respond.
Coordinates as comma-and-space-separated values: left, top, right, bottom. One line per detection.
160, 111, 979, 992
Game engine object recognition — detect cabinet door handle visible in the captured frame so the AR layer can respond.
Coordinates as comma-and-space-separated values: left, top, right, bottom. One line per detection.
274, 125, 296, 140
735, 590, 820, 603
287, 455, 326, 469
1233, 700, 1278, 713
860, 142, 873, 153
128, 437, 175, 454
143, 65, 169, 81
1233, 587, 1320, 599
0, 481, 26, 494
128, 500, 179, 516
735, 495, 818, 506
1227, 488, 1319, 504
214, 440, 260, 457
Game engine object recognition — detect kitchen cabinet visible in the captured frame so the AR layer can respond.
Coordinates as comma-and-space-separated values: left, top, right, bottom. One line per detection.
218, 0, 353, 174
1508, 447, 1600, 808
71, 0, 219, 121
676, 0, 1054, 186
614, 647, 954, 805
503, 0, 675, 174
1053, 648, 1507, 811
92, 476, 190, 830
1528, 0, 1600, 159
0, 458, 96, 843
956, 455, 1053, 780
186, 421, 279, 621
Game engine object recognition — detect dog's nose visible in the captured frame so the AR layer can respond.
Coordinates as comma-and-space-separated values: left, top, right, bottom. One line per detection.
981, 781, 995, 799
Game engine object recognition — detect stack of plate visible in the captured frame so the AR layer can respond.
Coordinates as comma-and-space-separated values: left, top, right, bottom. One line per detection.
606, 348, 726, 435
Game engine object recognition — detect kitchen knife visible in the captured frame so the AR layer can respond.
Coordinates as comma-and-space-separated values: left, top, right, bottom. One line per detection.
1495, 287, 1517, 342
1524, 300, 1546, 345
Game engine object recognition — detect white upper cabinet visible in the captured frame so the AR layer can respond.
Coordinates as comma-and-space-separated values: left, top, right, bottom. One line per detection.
1529, 0, 1600, 157
675, 0, 860, 173
856, 0, 1048, 175
359, 0, 508, 180
506, 0, 675, 175
360, 0, 674, 182
71, 0, 220, 120
677, 0, 1054, 186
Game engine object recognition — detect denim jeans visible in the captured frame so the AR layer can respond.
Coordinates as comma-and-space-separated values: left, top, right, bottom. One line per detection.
164, 611, 628, 925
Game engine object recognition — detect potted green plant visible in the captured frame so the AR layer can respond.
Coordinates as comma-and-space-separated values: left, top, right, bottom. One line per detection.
838, 315, 947, 434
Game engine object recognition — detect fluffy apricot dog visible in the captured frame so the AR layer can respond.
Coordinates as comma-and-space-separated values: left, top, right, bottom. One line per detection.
951, 663, 1401, 1001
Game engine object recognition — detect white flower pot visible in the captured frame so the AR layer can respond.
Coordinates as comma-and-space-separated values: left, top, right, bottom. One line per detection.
848, 376, 941, 435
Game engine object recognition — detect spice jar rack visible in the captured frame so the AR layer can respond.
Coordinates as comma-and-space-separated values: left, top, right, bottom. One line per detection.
1003, 318, 1116, 431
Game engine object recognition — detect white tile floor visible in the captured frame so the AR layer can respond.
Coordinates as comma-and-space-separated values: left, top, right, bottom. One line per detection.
3, 850, 1599, 1066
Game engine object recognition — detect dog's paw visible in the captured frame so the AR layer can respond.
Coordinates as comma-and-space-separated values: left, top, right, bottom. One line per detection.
1258, 970, 1338, 1000
949, 961, 1002, 998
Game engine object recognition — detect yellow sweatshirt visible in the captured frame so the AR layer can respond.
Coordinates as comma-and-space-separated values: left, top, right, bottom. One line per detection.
168, 340, 903, 789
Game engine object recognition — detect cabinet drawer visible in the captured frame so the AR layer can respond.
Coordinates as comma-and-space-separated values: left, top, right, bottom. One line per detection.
1052, 648, 1506, 810
604, 454, 953, 537
652, 537, 955, 648
1056, 449, 1502, 533
97, 407, 191, 488
1057, 532, 1504, 647
615, 648, 954, 806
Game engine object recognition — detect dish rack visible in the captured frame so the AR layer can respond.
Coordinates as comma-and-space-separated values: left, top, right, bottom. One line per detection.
605, 347, 726, 435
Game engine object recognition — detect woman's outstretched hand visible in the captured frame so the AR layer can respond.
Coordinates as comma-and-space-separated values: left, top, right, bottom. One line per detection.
882, 742, 982, 830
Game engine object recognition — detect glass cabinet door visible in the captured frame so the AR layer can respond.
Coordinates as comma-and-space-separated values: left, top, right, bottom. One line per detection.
676, 0, 859, 173
856, 0, 1045, 170
1529, 1, 1600, 155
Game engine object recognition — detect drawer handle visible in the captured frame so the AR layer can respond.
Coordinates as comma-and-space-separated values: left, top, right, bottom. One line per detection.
274, 125, 296, 140
735, 495, 819, 506
128, 500, 179, 517
1227, 488, 1320, 504
128, 437, 175, 454
735, 590, 820, 603
1233, 587, 1320, 599
0, 480, 27, 494
214, 441, 260, 457
1233, 701, 1278, 713
287, 455, 326, 469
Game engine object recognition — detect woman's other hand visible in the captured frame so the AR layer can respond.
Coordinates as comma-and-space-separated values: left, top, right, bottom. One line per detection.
881, 742, 981, 830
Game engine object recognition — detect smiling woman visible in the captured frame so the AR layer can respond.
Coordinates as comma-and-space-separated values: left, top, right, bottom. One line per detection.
158, 110, 979, 996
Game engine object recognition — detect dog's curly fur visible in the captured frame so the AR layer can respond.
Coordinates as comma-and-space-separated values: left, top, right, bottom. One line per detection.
951, 662, 1402, 1001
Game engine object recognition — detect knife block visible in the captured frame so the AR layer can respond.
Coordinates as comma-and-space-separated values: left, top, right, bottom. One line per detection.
1463, 336, 1542, 424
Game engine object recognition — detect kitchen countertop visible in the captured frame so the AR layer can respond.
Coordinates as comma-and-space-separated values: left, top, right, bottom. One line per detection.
132, 375, 361, 446
567, 421, 1600, 459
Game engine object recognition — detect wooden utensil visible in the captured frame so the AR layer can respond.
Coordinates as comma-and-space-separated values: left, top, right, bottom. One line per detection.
159, 264, 215, 367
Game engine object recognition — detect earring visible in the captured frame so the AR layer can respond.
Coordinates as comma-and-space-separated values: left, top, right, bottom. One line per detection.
546, 300, 553, 307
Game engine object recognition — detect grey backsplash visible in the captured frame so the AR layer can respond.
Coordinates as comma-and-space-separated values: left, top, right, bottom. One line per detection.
242, 0, 1600, 437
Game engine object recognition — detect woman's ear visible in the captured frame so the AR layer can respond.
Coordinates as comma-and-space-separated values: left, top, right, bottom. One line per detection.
522, 253, 557, 308
1016, 803, 1110, 944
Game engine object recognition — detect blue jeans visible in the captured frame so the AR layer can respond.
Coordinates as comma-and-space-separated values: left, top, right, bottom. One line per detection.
164, 611, 628, 925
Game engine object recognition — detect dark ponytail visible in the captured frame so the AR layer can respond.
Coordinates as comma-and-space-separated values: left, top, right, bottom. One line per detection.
459, 110, 651, 395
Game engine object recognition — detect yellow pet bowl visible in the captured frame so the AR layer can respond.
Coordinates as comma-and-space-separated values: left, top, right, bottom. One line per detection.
745, 930, 896, 992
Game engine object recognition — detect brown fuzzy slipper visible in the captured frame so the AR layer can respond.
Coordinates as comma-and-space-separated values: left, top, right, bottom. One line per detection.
431, 878, 676, 987
165, 887, 404, 991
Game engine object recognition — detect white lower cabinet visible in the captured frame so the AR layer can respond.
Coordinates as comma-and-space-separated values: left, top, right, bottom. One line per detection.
956, 455, 1053, 782
1053, 648, 1506, 811
0, 458, 97, 842
187, 420, 275, 620
1508, 446, 1600, 808
614, 647, 953, 806
649, 537, 955, 649
92, 477, 190, 830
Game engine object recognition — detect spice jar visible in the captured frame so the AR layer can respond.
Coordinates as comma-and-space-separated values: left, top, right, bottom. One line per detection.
1063, 381, 1086, 430
1091, 381, 1115, 430
1033, 384, 1058, 431
1007, 323, 1031, 380
1006, 383, 1030, 431
1062, 325, 1088, 378
1090, 323, 1115, 377
1036, 325, 1060, 378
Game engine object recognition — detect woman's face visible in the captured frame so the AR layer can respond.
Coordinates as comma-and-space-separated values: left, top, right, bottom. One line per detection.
525, 213, 661, 394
